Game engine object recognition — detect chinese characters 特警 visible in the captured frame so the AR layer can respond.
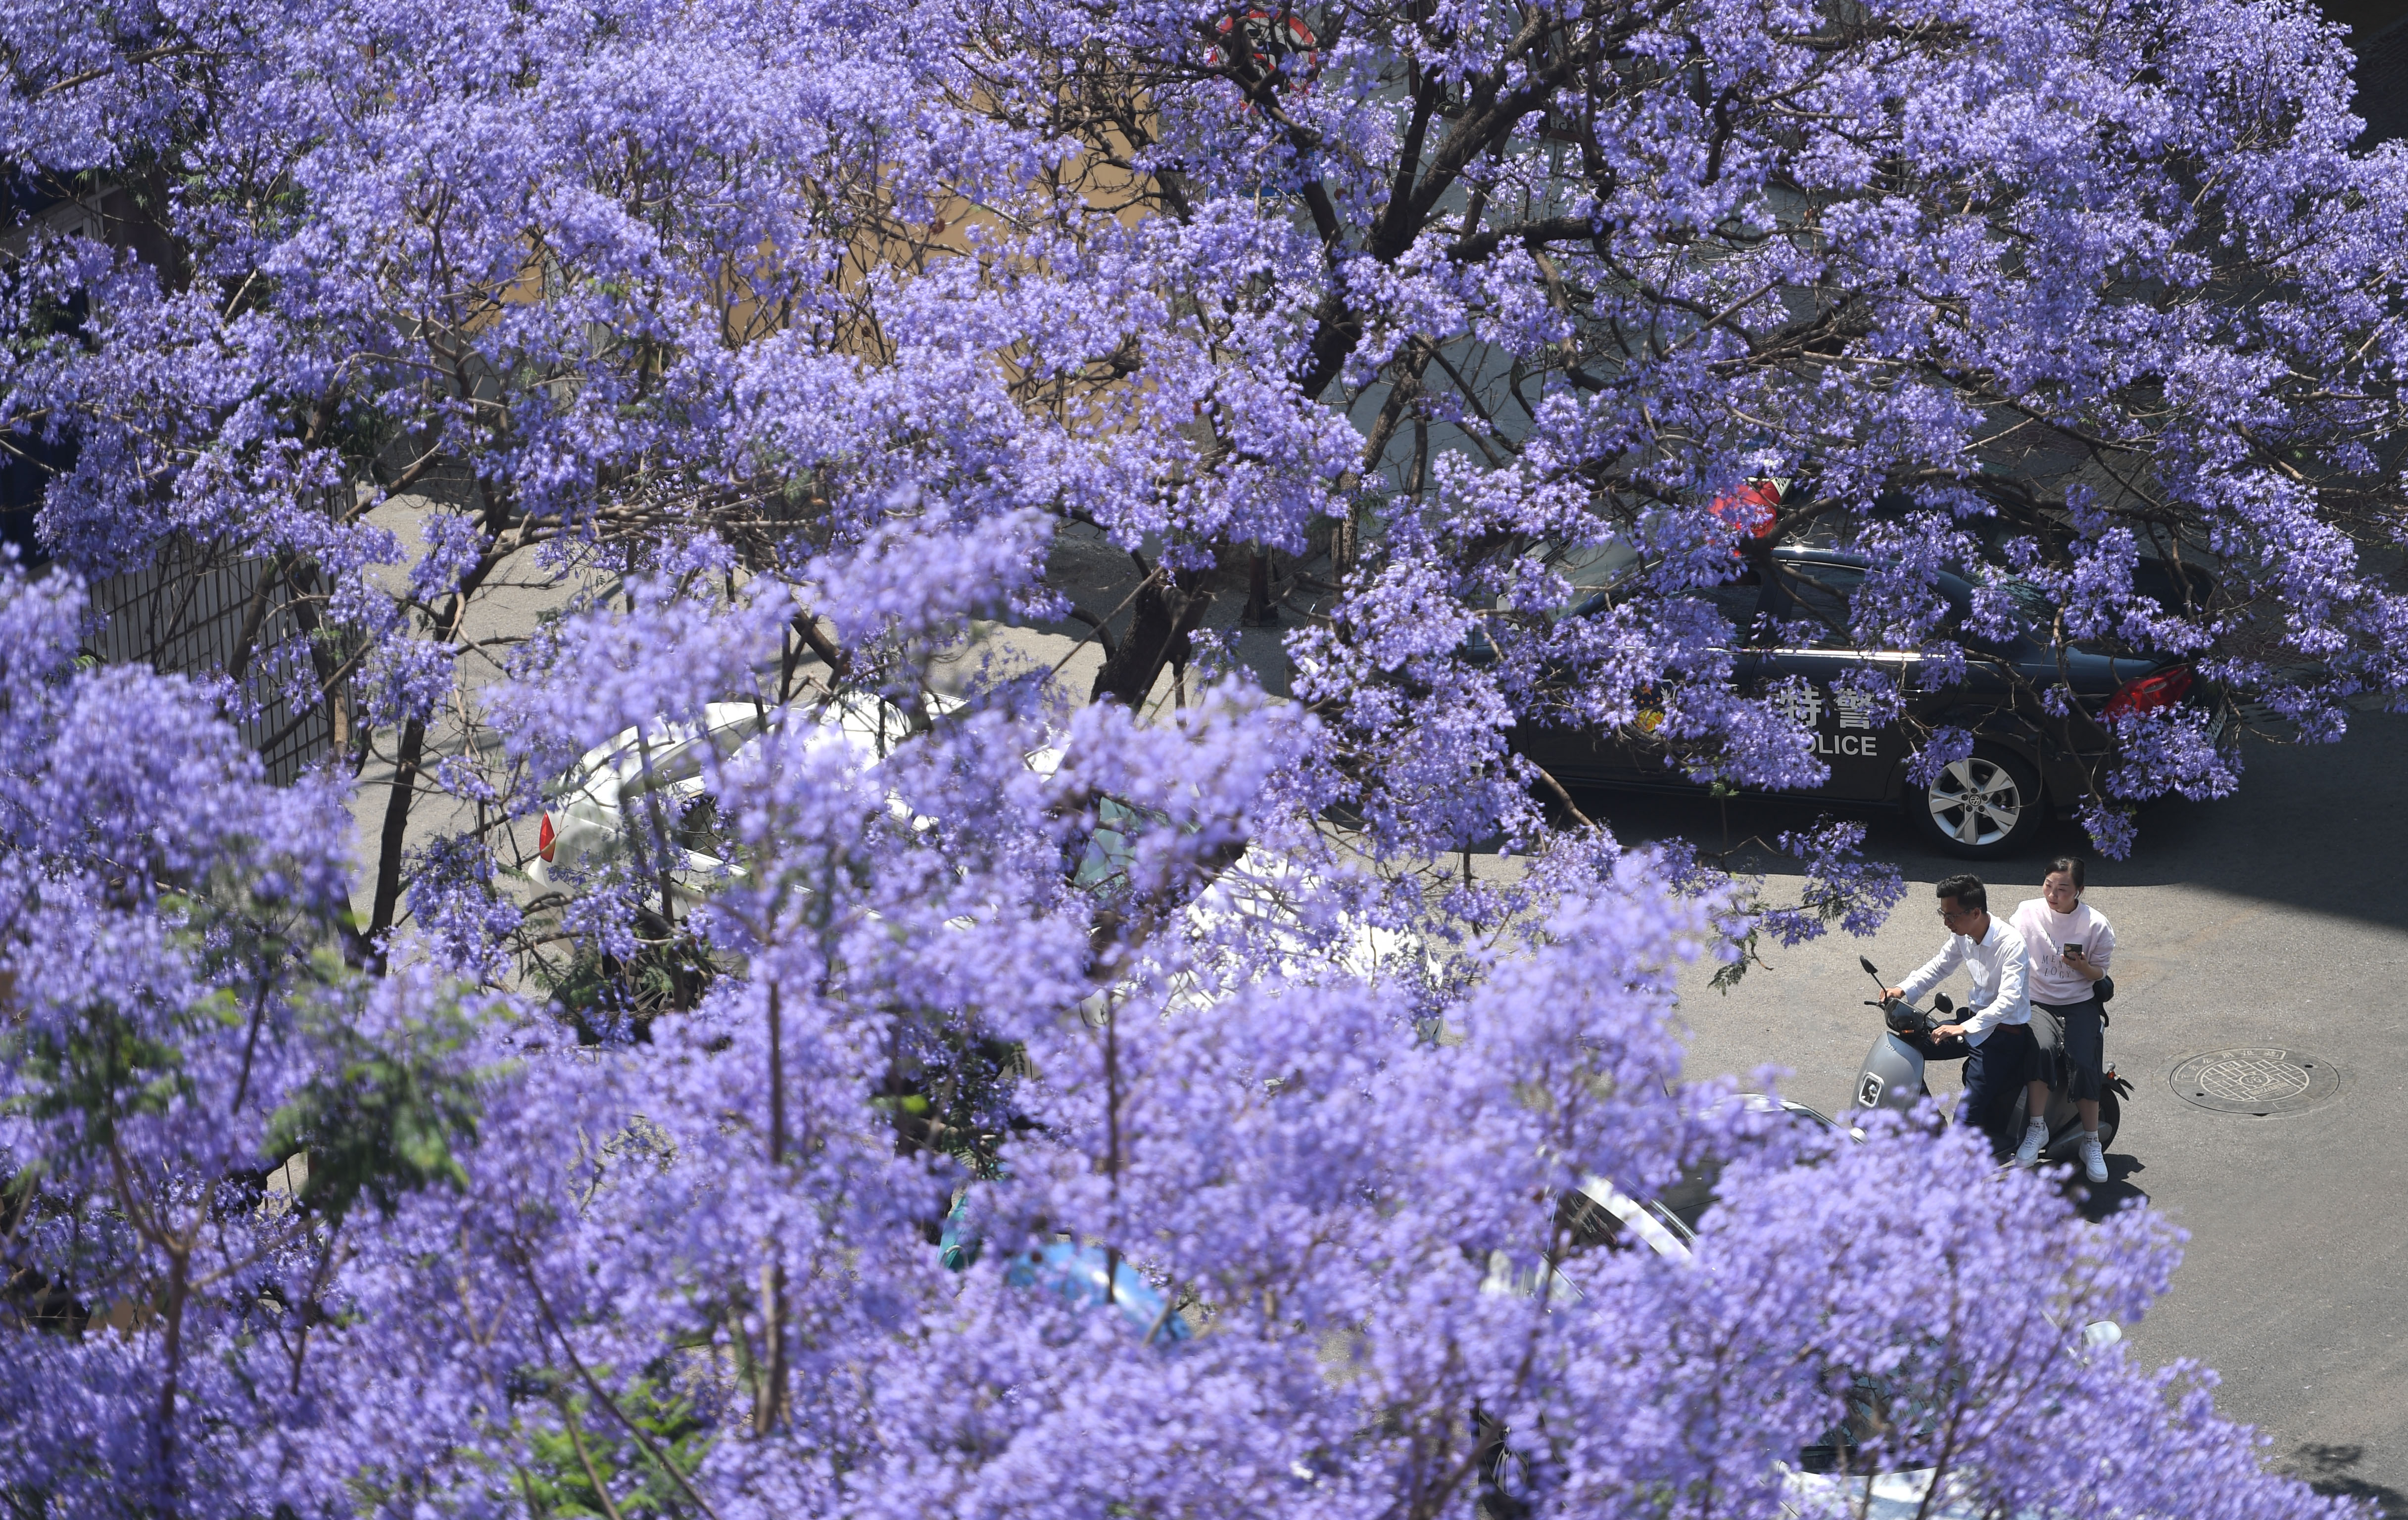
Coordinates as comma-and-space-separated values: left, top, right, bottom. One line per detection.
1773, 684, 1824, 729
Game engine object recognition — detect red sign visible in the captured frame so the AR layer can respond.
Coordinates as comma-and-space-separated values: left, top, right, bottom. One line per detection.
1710, 478, 1784, 544
1209, 8, 1319, 89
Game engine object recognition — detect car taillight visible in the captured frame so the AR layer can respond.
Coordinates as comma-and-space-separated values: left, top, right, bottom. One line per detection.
538, 812, 556, 863
2104, 665, 2194, 718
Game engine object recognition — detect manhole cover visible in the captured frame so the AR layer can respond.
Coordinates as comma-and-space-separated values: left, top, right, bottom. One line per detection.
2169, 1048, 2341, 1116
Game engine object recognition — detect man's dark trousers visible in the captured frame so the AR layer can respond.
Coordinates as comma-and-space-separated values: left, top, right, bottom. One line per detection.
1913, 1022, 2041, 1144
1960, 1023, 2041, 1141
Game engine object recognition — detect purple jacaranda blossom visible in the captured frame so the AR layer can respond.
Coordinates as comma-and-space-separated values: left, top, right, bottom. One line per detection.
2, 0, 2401, 1512
360, 636, 457, 729
407, 513, 488, 605
0, 567, 472, 1517
0, 546, 2361, 1517
15, 0, 2401, 896
403, 833, 524, 982
1906, 726, 1981, 790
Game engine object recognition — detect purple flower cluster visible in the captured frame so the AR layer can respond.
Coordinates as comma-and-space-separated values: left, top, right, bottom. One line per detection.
2, 0, 2399, 1511
404, 834, 523, 982
0, 560, 2358, 1519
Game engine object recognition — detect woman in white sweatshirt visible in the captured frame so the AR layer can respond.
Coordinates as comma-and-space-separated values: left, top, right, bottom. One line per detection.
2010, 857, 2116, 1183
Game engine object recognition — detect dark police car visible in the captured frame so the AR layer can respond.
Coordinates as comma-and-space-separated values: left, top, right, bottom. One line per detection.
1514, 546, 2227, 860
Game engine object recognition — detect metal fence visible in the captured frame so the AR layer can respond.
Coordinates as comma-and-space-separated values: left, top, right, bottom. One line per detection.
86, 540, 334, 786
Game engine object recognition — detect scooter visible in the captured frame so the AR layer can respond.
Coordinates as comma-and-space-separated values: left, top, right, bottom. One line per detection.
1849, 955, 2125, 1164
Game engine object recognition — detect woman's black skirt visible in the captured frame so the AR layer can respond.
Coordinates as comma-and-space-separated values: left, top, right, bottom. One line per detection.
2031, 996, 2107, 1101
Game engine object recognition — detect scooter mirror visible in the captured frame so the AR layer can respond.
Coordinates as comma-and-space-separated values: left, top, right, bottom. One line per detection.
1858, 955, 1880, 979
1932, 992, 1954, 1015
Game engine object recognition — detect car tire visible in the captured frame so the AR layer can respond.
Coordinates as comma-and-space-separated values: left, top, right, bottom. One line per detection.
1908, 743, 2044, 859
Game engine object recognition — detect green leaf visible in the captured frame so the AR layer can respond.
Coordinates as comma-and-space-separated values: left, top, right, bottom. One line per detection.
264, 992, 505, 1225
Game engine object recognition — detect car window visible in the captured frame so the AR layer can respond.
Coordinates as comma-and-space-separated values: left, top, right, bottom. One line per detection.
1689, 578, 1764, 630
1071, 795, 1159, 890
1769, 561, 1863, 648
1640, 575, 1765, 644
1948, 577, 2042, 653
1545, 538, 1639, 592
1652, 1102, 1842, 1235
1553, 1181, 1690, 1261
1995, 578, 2052, 623
1650, 1164, 1721, 1236
1565, 576, 1759, 638
1557, 1187, 1628, 1250
1798, 1366, 1955, 1475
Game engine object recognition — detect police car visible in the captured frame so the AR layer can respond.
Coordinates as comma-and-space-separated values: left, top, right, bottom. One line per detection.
1514, 545, 2228, 859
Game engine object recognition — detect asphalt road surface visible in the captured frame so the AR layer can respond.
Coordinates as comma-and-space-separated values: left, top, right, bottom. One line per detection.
1596, 713, 2408, 1513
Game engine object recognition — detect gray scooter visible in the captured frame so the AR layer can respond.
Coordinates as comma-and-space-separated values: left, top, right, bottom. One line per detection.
1848, 956, 2125, 1163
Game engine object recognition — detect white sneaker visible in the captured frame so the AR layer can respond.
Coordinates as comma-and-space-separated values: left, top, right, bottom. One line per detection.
2079, 1135, 2108, 1184
2015, 1120, 2049, 1167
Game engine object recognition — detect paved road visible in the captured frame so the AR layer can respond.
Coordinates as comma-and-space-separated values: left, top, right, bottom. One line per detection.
1586, 714, 2408, 1512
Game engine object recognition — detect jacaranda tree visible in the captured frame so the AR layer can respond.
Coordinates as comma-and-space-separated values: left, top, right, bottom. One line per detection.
1, 0, 2399, 1513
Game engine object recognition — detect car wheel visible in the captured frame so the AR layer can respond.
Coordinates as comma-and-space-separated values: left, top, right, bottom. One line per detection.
1909, 744, 2043, 859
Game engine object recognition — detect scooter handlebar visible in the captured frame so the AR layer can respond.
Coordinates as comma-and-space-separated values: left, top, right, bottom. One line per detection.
1875, 997, 1935, 1038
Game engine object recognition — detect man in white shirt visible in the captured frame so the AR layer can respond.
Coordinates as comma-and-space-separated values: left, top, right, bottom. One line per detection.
2010, 857, 2116, 1183
1881, 874, 2049, 1160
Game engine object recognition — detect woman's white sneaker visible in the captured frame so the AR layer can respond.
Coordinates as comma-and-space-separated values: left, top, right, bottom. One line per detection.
2079, 1135, 2108, 1184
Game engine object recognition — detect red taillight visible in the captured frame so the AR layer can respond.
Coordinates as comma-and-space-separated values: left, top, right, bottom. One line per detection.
538, 812, 556, 863
2104, 665, 2194, 719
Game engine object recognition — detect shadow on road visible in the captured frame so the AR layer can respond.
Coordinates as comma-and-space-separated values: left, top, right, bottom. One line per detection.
2287, 1443, 2408, 1518
2072, 1155, 2149, 1223
1567, 711, 2408, 936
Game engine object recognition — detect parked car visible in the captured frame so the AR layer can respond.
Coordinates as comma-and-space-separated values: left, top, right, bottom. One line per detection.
1494, 1096, 1842, 1290
1486, 1093, 2120, 1511
526, 693, 1421, 991
526, 694, 952, 893
1512, 546, 2233, 859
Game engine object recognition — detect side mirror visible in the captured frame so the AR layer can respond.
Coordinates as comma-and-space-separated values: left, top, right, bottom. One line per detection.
1932, 992, 1954, 1015
1858, 955, 1881, 979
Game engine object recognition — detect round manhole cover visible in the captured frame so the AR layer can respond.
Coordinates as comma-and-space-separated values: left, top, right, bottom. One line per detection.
2168, 1048, 2341, 1116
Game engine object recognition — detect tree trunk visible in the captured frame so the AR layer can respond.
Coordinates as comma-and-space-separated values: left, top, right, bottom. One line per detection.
1240, 549, 1279, 627
365, 717, 427, 960
1089, 573, 1214, 710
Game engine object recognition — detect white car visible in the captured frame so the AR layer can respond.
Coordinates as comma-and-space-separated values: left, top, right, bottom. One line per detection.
1479, 1098, 2122, 1517
524, 694, 1422, 988
527, 694, 946, 892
